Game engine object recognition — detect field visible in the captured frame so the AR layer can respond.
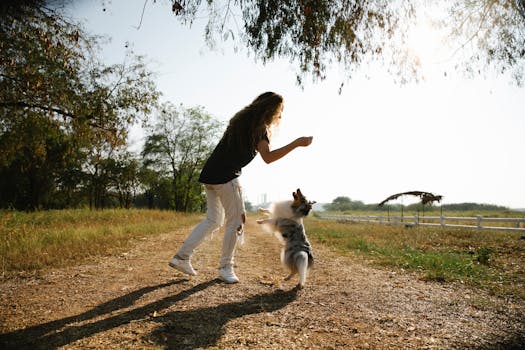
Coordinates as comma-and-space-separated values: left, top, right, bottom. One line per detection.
1, 209, 524, 349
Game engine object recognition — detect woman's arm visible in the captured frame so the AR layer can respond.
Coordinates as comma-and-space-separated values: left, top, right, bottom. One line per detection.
257, 136, 313, 164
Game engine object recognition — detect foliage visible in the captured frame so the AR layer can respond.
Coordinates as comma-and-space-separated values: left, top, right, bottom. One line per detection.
0, 3, 160, 210
168, 0, 525, 85
441, 202, 509, 211
4, 1, 525, 87
1, 4, 158, 142
141, 102, 223, 211
244, 200, 253, 212
444, 0, 525, 86
323, 196, 365, 211
108, 152, 142, 209
82, 148, 143, 209
170, 0, 415, 85
240, 0, 415, 84
0, 114, 79, 209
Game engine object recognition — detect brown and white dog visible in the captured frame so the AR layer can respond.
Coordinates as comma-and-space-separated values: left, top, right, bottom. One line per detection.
257, 189, 315, 288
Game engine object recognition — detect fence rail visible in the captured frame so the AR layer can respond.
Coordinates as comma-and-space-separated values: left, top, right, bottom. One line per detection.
317, 214, 525, 233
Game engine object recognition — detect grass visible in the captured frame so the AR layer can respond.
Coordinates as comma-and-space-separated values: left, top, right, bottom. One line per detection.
306, 217, 525, 300
0, 209, 201, 275
2, 209, 524, 300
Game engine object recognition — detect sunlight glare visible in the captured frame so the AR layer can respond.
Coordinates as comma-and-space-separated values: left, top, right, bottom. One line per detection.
405, 15, 443, 78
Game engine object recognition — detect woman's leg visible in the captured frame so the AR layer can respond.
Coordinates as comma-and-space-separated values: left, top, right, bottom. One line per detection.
217, 178, 245, 270
173, 185, 224, 260
170, 179, 244, 282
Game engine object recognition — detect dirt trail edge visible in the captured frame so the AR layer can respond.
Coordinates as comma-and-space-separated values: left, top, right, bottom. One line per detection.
1, 221, 524, 349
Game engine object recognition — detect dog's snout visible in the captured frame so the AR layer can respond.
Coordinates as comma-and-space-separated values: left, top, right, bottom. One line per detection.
301, 206, 311, 215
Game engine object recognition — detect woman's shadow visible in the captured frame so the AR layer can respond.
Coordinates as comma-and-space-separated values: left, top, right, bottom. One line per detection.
0, 279, 298, 349
148, 284, 300, 349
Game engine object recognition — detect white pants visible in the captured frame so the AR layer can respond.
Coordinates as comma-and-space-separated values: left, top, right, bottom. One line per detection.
176, 178, 245, 268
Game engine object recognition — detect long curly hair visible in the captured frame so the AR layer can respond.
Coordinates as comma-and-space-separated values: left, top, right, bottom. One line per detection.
223, 92, 283, 152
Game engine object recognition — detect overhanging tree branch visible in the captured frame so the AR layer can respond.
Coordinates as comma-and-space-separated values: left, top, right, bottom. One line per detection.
0, 100, 117, 132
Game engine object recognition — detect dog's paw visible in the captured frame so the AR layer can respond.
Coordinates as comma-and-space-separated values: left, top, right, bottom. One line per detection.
257, 218, 273, 225
258, 207, 271, 215
294, 283, 305, 290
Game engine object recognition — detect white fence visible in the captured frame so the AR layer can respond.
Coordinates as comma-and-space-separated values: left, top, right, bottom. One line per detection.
317, 214, 525, 233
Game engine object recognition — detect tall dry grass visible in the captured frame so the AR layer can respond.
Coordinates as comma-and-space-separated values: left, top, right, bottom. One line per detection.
0, 209, 201, 275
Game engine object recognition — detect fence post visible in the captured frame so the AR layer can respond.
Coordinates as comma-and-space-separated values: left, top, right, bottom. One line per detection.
415, 215, 419, 227
476, 215, 482, 230
440, 215, 445, 227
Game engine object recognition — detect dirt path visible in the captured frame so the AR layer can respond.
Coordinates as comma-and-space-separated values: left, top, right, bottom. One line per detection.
1, 221, 524, 349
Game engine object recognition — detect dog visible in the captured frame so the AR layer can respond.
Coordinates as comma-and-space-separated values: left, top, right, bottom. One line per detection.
257, 189, 316, 288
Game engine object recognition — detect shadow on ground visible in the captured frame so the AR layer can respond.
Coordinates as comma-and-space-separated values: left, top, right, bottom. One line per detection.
0, 279, 298, 349
147, 285, 299, 349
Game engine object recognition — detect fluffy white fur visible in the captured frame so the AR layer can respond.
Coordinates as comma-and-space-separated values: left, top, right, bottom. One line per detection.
257, 200, 303, 236
256, 191, 314, 288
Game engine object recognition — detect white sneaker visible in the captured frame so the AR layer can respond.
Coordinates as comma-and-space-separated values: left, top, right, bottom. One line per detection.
219, 265, 239, 284
169, 256, 196, 276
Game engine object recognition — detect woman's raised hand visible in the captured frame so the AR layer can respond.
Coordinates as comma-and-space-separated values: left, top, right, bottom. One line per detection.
295, 136, 313, 147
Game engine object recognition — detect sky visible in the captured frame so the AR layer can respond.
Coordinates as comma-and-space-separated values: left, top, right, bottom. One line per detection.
65, 1, 525, 209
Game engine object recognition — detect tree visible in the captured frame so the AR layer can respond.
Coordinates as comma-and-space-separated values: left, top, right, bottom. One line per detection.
142, 102, 223, 211
244, 200, 254, 213
0, 113, 77, 209
5, 1, 525, 85
0, 4, 159, 149
324, 196, 365, 211
444, 0, 525, 85
168, 0, 525, 85
105, 151, 142, 209
135, 167, 168, 209
82, 138, 114, 209
172, 0, 416, 85
0, 2, 160, 210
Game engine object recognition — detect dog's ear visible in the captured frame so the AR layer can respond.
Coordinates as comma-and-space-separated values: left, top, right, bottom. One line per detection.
293, 191, 298, 200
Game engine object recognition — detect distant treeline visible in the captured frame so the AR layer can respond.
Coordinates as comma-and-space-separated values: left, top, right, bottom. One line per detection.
323, 197, 509, 212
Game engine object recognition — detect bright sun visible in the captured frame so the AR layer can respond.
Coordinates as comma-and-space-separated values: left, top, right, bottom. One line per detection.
405, 15, 445, 77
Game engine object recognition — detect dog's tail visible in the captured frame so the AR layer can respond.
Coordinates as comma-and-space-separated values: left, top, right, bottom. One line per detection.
307, 250, 314, 269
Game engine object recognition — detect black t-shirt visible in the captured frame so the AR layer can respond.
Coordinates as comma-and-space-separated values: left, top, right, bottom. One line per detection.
198, 133, 268, 184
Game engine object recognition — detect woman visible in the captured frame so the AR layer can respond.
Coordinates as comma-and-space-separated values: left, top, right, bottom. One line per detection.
169, 92, 313, 283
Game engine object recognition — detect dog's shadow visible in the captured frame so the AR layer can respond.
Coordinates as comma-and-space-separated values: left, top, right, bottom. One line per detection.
0, 279, 299, 349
